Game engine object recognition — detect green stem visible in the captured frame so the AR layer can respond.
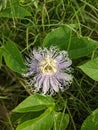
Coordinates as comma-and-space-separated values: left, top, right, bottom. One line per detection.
2, 101, 14, 130
58, 92, 76, 130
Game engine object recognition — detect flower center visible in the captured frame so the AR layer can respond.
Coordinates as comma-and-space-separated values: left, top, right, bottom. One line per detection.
39, 55, 57, 75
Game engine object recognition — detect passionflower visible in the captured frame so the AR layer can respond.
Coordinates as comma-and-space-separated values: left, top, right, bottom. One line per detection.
23, 46, 73, 95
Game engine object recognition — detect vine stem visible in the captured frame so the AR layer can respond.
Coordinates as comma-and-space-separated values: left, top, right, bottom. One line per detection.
58, 92, 76, 130
2, 101, 14, 130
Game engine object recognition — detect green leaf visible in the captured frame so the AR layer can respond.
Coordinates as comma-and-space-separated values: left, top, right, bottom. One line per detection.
53, 112, 69, 130
43, 26, 98, 59
11, 110, 44, 124
0, 3, 31, 18
81, 108, 98, 130
16, 108, 54, 130
2, 40, 26, 74
13, 94, 55, 113
69, 37, 98, 59
78, 58, 98, 81
43, 26, 71, 49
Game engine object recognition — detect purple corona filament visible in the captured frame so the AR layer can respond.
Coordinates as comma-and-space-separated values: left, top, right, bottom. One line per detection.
23, 46, 73, 95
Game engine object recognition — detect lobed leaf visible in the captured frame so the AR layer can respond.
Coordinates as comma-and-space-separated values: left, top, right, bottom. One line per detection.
13, 94, 55, 113
0, 2, 31, 18
78, 58, 98, 81
2, 40, 26, 74
43, 26, 98, 59
16, 108, 54, 130
81, 108, 98, 130
11, 110, 44, 124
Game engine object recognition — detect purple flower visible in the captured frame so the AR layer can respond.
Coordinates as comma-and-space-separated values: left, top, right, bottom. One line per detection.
23, 46, 73, 95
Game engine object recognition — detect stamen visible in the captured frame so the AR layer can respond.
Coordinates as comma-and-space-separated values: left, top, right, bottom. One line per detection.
39, 55, 57, 75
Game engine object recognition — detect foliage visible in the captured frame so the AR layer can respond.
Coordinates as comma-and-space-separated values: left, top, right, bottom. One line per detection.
0, 0, 98, 130
79, 58, 98, 81
0, 40, 26, 73
43, 26, 98, 59
12, 94, 69, 130
81, 108, 98, 130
